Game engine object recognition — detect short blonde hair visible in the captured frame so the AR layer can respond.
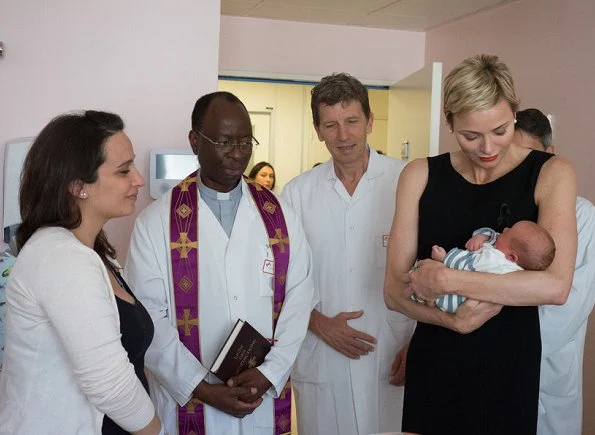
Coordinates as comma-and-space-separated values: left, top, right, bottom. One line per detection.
443, 54, 520, 128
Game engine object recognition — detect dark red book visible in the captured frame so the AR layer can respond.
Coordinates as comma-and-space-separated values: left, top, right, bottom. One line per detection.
210, 319, 272, 383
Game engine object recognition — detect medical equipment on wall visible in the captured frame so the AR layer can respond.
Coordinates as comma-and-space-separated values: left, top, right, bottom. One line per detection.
149, 148, 198, 199
3, 138, 33, 244
401, 140, 410, 161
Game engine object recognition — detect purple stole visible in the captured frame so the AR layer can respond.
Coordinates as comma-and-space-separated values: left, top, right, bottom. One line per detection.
169, 170, 292, 435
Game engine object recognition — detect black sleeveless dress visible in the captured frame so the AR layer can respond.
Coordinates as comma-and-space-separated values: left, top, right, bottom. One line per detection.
102, 272, 154, 435
402, 151, 553, 435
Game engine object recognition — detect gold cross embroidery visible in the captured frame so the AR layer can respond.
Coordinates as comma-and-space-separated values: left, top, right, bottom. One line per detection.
170, 232, 198, 259
186, 397, 202, 414
269, 228, 289, 253
277, 412, 290, 431
278, 272, 287, 285
176, 203, 192, 219
263, 201, 276, 214
179, 176, 197, 192
177, 308, 199, 336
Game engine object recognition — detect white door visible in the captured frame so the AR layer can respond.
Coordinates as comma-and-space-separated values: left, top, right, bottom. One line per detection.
246, 111, 272, 174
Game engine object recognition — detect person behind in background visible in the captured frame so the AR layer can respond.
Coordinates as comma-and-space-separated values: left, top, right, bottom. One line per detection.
0, 111, 161, 435
282, 73, 414, 435
249, 161, 276, 190
515, 107, 595, 435
384, 54, 577, 434
125, 91, 314, 435
431, 221, 555, 313
0, 252, 16, 371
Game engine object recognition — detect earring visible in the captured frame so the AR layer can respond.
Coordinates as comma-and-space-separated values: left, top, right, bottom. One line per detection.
514, 118, 517, 124
449, 128, 454, 134
79, 191, 88, 199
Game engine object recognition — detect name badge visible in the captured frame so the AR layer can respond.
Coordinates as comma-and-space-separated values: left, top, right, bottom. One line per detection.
262, 259, 275, 275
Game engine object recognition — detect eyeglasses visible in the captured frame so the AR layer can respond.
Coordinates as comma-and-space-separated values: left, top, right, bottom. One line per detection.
194, 129, 259, 154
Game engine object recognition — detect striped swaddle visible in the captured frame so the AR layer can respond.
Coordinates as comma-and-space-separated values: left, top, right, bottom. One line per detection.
435, 228, 498, 313
435, 248, 476, 312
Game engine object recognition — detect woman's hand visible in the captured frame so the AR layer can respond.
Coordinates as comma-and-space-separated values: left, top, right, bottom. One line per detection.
404, 258, 448, 301
453, 299, 503, 334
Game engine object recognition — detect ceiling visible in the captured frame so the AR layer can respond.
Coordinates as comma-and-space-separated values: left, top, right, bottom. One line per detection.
221, 0, 514, 32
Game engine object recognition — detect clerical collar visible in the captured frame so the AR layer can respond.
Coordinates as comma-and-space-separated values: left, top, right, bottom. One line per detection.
198, 176, 242, 201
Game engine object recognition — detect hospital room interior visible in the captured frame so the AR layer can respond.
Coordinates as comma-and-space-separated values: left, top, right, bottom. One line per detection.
1, 0, 594, 433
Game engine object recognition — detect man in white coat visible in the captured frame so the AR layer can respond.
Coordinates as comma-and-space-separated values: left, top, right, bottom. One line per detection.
125, 92, 314, 435
282, 73, 415, 435
515, 108, 595, 435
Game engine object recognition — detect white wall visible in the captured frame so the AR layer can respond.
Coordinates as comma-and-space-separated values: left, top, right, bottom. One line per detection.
1, 8, 427, 260
388, 89, 431, 161
219, 16, 426, 86
0, 0, 221, 260
425, 0, 595, 202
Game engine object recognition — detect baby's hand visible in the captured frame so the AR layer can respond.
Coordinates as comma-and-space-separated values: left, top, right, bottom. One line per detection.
431, 245, 447, 262
465, 234, 489, 251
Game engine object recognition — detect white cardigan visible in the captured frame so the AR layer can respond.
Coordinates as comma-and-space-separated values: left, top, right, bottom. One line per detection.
0, 227, 155, 434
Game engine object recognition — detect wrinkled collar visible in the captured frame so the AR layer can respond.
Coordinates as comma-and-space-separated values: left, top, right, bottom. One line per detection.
325, 145, 384, 181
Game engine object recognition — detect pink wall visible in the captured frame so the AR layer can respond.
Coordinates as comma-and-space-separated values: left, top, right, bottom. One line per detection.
425, 0, 595, 202
0, 0, 221, 260
425, 1, 595, 432
219, 16, 426, 85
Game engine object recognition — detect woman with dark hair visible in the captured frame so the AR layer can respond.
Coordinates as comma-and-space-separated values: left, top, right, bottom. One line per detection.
248, 161, 275, 190
0, 111, 161, 434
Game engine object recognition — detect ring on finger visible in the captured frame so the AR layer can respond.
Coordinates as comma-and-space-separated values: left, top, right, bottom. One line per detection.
412, 294, 425, 303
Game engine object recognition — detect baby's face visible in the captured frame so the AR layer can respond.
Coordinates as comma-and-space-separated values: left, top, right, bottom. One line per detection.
495, 223, 527, 257
495, 221, 534, 257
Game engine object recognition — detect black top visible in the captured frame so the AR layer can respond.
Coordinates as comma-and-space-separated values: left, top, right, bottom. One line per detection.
102, 271, 154, 435
402, 150, 553, 435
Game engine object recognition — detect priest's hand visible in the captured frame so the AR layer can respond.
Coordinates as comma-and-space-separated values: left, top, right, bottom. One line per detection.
227, 368, 272, 403
309, 309, 376, 359
193, 380, 262, 418
390, 343, 408, 386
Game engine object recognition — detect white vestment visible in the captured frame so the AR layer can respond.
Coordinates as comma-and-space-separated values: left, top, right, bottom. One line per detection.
125, 179, 314, 435
282, 149, 415, 435
538, 196, 595, 435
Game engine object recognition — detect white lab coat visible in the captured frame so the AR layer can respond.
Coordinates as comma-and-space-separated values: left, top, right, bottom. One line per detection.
282, 149, 415, 435
125, 179, 314, 435
538, 196, 595, 435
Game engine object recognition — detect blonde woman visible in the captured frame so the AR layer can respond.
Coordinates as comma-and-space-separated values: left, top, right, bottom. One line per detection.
384, 55, 577, 434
